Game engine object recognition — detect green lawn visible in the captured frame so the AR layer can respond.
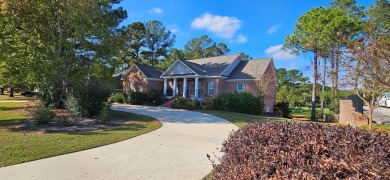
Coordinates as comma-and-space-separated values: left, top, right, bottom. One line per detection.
0, 102, 162, 167
361, 124, 390, 134
291, 107, 331, 116
197, 110, 286, 128
0, 93, 36, 101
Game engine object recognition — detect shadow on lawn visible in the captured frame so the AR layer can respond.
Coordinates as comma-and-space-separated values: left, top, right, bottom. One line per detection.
66, 123, 149, 136
0, 119, 24, 127
0, 106, 25, 111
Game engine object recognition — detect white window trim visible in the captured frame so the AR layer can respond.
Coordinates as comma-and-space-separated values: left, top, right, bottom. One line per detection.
135, 82, 141, 92
237, 83, 244, 92
129, 82, 133, 92
208, 82, 214, 96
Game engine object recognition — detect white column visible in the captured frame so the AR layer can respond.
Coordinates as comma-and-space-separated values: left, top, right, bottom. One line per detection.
195, 77, 199, 99
183, 78, 187, 98
173, 78, 177, 96
163, 78, 168, 96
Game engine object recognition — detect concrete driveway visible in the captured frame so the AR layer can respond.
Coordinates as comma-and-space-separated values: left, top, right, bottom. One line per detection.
0, 104, 238, 180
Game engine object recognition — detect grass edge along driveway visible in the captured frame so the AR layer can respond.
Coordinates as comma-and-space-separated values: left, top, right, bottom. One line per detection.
0, 102, 162, 167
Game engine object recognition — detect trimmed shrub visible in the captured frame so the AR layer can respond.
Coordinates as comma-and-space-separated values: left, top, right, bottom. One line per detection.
65, 82, 112, 117
211, 122, 390, 179
148, 89, 164, 105
274, 102, 291, 118
111, 92, 125, 103
213, 92, 263, 115
173, 97, 198, 110
99, 101, 111, 123
33, 105, 55, 125
201, 98, 215, 110
127, 91, 147, 105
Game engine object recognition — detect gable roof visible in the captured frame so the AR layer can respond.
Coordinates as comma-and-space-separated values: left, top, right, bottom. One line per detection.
135, 64, 166, 79
181, 54, 241, 76
123, 63, 166, 79
160, 60, 198, 77
228, 58, 272, 80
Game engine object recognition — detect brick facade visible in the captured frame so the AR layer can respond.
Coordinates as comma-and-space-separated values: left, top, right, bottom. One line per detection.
339, 100, 368, 127
122, 56, 277, 113
122, 67, 163, 93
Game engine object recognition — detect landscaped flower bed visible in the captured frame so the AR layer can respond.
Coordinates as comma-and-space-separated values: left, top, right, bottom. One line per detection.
211, 122, 390, 179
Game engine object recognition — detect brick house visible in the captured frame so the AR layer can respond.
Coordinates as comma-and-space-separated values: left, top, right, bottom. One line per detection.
122, 54, 278, 113
121, 63, 165, 93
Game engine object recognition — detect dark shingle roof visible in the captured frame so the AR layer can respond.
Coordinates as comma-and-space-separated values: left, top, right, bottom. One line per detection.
135, 64, 166, 79
228, 58, 272, 80
181, 54, 241, 76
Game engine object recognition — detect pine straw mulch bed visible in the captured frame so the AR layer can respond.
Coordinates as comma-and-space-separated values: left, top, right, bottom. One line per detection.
11, 103, 128, 133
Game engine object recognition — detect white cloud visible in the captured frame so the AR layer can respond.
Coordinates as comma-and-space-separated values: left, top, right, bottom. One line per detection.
267, 24, 280, 34
170, 28, 180, 33
191, 13, 242, 39
265, 44, 296, 60
168, 25, 180, 33
149, 7, 163, 14
234, 34, 248, 44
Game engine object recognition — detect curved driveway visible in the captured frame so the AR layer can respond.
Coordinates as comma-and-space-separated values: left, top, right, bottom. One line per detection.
0, 104, 238, 180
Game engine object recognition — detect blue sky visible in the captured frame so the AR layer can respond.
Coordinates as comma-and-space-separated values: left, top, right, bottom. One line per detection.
117, 0, 374, 76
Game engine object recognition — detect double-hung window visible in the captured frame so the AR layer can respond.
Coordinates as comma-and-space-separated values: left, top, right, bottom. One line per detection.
135, 82, 141, 92
208, 82, 214, 96
128, 82, 133, 92
237, 83, 244, 92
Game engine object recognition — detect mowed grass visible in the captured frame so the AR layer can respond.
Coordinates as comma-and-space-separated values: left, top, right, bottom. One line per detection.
0, 102, 162, 167
0, 92, 36, 101
361, 124, 390, 134
291, 107, 331, 116
197, 110, 286, 128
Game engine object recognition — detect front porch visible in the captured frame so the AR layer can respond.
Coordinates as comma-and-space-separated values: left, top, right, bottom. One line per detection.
163, 77, 205, 100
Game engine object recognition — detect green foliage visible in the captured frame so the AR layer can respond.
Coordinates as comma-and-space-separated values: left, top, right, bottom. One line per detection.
213, 92, 263, 115
173, 97, 198, 110
1, 0, 126, 108
201, 98, 215, 110
127, 92, 147, 105
65, 82, 112, 117
99, 102, 111, 123
111, 92, 126, 103
277, 85, 311, 108
147, 89, 164, 105
183, 35, 230, 59
142, 20, 176, 66
33, 105, 55, 125
315, 109, 324, 120
273, 102, 291, 118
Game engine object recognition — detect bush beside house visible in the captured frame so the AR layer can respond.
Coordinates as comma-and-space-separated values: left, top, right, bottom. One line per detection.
65, 82, 112, 117
213, 92, 263, 115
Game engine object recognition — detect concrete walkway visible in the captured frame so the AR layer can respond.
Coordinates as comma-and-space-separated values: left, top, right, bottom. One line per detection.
0, 104, 238, 180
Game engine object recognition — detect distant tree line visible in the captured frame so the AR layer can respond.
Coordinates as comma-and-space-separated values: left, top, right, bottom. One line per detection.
283, 0, 390, 128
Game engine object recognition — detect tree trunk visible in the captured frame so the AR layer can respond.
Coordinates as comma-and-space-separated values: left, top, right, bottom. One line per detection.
321, 57, 327, 120
311, 52, 318, 121
9, 85, 14, 97
0, 87, 4, 95
331, 50, 336, 96
335, 43, 340, 94
369, 108, 373, 130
